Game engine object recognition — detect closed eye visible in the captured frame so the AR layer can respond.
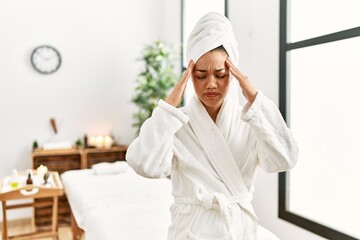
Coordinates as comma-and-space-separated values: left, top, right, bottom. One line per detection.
216, 75, 226, 78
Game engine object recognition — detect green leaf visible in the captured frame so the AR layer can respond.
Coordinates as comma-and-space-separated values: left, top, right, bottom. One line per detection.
131, 40, 179, 135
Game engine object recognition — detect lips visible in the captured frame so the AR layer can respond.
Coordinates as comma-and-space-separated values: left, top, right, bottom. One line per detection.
204, 92, 220, 98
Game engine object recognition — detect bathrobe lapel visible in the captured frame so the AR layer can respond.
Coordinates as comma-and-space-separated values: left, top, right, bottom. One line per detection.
188, 96, 247, 194
187, 96, 258, 223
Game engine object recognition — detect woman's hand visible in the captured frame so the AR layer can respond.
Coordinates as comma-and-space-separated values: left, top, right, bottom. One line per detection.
165, 60, 195, 107
225, 58, 258, 104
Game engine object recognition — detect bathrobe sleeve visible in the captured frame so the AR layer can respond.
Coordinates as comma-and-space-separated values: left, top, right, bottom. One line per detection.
241, 91, 298, 173
126, 100, 189, 178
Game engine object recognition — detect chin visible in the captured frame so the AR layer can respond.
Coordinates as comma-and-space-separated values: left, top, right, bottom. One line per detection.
200, 98, 224, 110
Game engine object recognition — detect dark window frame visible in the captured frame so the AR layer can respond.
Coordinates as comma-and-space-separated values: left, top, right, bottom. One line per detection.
278, 0, 360, 239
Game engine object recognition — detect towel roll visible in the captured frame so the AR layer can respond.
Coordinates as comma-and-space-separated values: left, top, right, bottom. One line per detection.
92, 161, 129, 175
42, 141, 72, 150
186, 12, 239, 66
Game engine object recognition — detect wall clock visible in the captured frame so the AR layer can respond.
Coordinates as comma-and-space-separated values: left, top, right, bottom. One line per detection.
31, 45, 61, 74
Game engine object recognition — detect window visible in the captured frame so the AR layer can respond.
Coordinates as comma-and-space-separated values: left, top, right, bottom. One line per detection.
181, 0, 227, 104
279, 0, 360, 239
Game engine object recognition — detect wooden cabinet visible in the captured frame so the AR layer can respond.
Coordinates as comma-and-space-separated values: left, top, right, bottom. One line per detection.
84, 147, 127, 169
32, 149, 81, 229
32, 145, 127, 229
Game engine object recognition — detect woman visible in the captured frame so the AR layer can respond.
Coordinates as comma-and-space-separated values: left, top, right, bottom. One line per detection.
126, 12, 298, 240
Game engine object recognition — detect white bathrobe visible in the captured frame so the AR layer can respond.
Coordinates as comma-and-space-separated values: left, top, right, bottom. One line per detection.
126, 90, 298, 240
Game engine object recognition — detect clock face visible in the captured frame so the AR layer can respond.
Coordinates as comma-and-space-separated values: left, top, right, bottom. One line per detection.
31, 45, 61, 74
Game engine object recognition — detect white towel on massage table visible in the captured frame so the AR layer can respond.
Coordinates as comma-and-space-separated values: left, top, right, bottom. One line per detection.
61, 164, 172, 240
92, 160, 129, 175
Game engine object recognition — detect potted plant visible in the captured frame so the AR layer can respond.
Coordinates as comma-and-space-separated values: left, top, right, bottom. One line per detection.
131, 40, 177, 134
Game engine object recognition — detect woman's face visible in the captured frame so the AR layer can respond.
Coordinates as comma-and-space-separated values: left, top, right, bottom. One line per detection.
192, 50, 230, 114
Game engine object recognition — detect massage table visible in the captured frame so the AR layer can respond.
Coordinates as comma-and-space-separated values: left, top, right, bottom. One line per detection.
61, 161, 172, 240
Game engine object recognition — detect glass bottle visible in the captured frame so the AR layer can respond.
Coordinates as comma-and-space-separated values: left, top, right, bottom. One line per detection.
26, 173, 33, 185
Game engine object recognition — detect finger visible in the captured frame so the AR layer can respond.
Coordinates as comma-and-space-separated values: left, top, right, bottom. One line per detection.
225, 58, 235, 68
186, 60, 195, 74
225, 58, 241, 75
225, 59, 239, 77
225, 58, 239, 73
181, 60, 194, 82
227, 64, 240, 80
188, 59, 194, 69
226, 59, 247, 81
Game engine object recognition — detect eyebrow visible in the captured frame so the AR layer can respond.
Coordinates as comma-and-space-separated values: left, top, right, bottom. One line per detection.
194, 68, 226, 72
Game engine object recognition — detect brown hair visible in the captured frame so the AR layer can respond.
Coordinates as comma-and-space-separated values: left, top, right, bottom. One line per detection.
211, 45, 228, 55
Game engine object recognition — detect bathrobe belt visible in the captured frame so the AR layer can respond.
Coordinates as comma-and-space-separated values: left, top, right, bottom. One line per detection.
174, 186, 253, 240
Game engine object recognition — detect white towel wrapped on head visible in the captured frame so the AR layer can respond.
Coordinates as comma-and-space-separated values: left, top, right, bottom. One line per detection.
92, 161, 129, 175
186, 12, 239, 65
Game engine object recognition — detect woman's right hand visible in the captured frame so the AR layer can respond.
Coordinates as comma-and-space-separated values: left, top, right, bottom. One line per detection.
165, 60, 194, 107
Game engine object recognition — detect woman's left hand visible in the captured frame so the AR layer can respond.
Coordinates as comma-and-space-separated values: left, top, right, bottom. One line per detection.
225, 58, 258, 104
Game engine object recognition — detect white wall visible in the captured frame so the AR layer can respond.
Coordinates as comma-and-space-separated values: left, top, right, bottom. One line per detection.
162, 0, 182, 76
228, 0, 326, 239
0, 0, 180, 220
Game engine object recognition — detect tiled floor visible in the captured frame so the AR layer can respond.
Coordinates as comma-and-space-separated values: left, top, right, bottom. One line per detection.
0, 218, 75, 240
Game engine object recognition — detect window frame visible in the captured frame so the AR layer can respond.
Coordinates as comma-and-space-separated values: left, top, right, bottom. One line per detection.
278, 0, 360, 239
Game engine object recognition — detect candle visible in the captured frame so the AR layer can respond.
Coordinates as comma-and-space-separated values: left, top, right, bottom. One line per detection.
37, 164, 48, 175
104, 136, 113, 149
88, 136, 96, 147
89, 135, 114, 148
95, 136, 104, 148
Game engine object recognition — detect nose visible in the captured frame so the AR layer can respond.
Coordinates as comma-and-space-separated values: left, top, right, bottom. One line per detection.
206, 75, 217, 89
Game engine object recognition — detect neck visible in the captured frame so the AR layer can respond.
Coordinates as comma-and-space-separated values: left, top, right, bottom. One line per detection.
204, 104, 222, 122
